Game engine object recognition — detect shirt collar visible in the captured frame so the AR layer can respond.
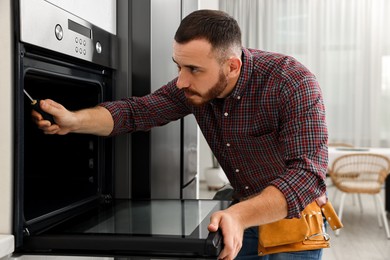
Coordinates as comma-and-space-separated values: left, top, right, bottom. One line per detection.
228, 48, 253, 100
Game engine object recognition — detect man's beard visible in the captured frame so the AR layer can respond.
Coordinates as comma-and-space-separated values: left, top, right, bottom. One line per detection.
185, 70, 228, 106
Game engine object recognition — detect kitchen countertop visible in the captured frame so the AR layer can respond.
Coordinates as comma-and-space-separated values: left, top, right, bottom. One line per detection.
0, 235, 14, 259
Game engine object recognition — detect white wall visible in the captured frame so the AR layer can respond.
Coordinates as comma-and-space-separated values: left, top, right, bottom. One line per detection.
0, 0, 14, 237
199, 0, 219, 9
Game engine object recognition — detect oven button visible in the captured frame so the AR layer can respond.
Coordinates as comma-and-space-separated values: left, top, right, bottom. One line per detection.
96, 41, 102, 54
55, 24, 63, 41
83, 40, 86, 46
75, 37, 78, 43
75, 46, 78, 53
83, 49, 86, 55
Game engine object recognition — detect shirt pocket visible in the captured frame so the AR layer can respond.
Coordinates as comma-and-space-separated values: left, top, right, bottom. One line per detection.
234, 130, 284, 169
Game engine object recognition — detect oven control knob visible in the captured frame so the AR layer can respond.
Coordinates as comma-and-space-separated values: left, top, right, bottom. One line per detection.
96, 41, 102, 54
55, 24, 63, 41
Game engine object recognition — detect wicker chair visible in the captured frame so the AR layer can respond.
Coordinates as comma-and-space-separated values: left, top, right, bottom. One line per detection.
327, 143, 355, 195
328, 153, 390, 239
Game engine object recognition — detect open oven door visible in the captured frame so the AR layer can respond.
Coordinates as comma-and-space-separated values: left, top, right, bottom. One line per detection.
20, 199, 229, 258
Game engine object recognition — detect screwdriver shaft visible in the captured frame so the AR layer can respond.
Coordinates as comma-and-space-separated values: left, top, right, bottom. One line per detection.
23, 89, 34, 102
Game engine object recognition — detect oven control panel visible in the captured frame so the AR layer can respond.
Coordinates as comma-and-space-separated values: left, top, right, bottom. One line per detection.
19, 0, 117, 69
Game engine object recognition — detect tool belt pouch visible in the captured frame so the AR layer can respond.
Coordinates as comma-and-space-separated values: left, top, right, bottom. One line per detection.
258, 201, 342, 256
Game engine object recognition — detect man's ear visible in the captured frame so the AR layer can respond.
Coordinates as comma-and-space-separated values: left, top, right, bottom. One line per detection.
226, 57, 242, 78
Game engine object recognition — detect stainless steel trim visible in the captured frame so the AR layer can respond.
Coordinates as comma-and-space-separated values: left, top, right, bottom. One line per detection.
20, 0, 117, 69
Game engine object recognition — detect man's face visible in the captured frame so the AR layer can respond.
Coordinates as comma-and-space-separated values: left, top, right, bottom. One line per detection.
172, 39, 229, 106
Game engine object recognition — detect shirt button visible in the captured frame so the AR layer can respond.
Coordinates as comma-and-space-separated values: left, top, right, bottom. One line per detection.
237, 96, 241, 100
235, 169, 240, 173
226, 143, 231, 147
224, 112, 228, 117
245, 186, 249, 190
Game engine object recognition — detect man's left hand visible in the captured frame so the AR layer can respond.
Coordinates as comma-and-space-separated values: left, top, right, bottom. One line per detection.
208, 209, 244, 260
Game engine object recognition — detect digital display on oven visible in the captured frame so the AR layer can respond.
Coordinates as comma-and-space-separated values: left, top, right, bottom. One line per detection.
68, 19, 91, 38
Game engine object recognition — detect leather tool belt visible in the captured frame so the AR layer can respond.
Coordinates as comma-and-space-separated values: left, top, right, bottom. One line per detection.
258, 200, 343, 256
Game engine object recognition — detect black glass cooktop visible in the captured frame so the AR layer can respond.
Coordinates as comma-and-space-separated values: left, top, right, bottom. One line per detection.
23, 199, 230, 258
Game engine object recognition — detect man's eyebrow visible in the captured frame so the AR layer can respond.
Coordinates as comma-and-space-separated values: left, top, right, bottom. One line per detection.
172, 57, 202, 70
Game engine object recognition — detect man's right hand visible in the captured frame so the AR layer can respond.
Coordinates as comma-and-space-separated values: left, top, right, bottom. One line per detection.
32, 99, 77, 135
32, 99, 114, 136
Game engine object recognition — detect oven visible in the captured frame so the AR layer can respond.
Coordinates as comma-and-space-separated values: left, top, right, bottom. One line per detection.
14, 0, 116, 250
12, 0, 227, 258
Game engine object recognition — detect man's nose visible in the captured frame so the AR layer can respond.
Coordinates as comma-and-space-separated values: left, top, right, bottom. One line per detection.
176, 71, 189, 89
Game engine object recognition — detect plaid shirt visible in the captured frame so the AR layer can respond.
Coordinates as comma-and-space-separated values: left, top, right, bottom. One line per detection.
101, 48, 328, 218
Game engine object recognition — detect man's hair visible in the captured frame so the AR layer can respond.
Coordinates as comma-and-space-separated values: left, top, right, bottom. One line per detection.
174, 9, 242, 62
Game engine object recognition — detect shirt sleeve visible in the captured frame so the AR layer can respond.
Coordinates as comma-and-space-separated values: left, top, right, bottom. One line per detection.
270, 73, 328, 218
99, 79, 191, 136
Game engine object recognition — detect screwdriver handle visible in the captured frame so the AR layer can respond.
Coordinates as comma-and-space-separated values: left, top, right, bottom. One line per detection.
31, 99, 55, 125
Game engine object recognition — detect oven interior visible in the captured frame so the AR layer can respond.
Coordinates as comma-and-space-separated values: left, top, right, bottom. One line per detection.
14, 49, 114, 242
23, 72, 104, 225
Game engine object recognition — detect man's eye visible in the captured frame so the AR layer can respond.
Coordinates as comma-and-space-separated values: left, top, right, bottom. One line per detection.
190, 67, 199, 73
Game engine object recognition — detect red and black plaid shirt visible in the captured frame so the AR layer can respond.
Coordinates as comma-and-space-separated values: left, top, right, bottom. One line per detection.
101, 48, 328, 218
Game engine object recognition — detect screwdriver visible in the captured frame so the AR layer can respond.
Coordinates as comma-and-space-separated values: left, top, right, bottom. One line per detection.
23, 89, 55, 125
